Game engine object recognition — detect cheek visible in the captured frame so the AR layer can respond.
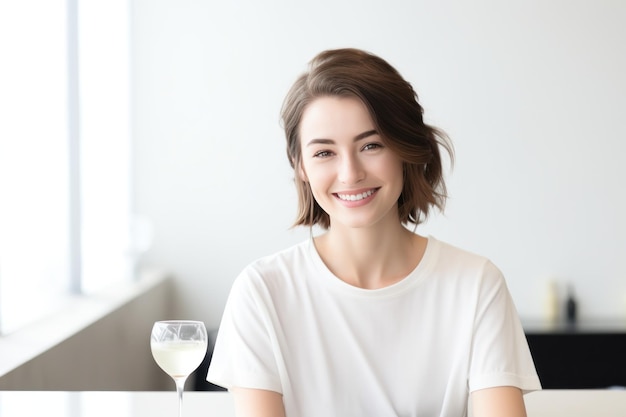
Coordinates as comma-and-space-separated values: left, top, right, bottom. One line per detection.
301, 163, 333, 193
381, 157, 405, 196
374, 154, 404, 179
389, 154, 404, 177
304, 168, 325, 188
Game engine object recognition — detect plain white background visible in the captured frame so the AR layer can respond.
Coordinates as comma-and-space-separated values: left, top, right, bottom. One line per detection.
131, 0, 626, 329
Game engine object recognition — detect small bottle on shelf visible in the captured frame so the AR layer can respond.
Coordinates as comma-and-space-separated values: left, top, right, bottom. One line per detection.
565, 284, 577, 325
544, 280, 560, 325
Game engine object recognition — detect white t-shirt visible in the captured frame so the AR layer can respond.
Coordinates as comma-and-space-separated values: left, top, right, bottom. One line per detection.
207, 236, 541, 417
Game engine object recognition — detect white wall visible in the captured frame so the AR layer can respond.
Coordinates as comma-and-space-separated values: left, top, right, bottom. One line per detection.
131, 0, 626, 329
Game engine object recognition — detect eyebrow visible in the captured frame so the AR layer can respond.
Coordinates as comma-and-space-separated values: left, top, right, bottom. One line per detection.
305, 129, 378, 146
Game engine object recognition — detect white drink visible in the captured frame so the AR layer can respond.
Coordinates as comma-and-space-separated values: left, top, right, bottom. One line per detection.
151, 320, 208, 417
151, 340, 207, 378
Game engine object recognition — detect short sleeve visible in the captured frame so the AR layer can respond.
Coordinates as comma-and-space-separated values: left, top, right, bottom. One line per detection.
468, 262, 542, 394
206, 267, 283, 393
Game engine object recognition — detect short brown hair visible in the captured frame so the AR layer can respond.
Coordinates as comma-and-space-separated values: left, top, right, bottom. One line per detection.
281, 48, 453, 229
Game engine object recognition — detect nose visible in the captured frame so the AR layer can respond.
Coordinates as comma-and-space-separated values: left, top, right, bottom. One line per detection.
338, 154, 365, 185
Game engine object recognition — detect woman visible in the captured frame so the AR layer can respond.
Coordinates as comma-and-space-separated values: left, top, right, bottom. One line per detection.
207, 48, 541, 417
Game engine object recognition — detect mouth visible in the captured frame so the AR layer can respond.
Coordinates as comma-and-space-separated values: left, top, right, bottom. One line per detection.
334, 188, 379, 202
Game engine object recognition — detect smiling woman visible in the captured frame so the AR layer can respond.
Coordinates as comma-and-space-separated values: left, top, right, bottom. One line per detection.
282, 49, 452, 230
298, 96, 405, 231
206, 48, 541, 417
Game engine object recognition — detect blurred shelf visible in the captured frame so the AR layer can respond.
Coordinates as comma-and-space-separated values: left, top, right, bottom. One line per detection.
523, 318, 626, 389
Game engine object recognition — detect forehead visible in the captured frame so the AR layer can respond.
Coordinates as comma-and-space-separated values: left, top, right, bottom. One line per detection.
299, 96, 375, 140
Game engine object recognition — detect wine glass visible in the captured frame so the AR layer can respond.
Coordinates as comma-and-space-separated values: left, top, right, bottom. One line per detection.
151, 320, 208, 417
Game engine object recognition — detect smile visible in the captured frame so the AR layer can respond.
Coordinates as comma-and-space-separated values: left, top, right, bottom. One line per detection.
335, 189, 378, 201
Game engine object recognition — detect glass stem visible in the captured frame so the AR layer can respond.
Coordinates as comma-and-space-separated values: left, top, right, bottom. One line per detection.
174, 377, 187, 417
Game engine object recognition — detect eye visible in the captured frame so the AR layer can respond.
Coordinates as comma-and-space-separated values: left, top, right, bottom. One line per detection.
362, 142, 383, 151
313, 150, 333, 158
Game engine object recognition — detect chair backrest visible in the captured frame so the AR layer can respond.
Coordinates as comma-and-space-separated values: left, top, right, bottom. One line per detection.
192, 328, 226, 391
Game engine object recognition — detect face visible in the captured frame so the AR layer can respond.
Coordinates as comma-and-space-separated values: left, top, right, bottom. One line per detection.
299, 96, 404, 230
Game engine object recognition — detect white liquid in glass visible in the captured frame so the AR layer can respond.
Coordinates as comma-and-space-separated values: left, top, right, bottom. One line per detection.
151, 341, 207, 378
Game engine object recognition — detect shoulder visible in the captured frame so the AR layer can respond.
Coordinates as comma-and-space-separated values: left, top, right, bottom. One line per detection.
245, 240, 311, 275
426, 236, 505, 286
224, 240, 316, 316
428, 237, 493, 268
233, 240, 312, 291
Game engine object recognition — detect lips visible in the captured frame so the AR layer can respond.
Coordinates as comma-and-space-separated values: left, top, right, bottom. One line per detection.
335, 188, 379, 201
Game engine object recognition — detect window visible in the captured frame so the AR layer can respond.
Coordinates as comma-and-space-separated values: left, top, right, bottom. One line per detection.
0, 0, 132, 334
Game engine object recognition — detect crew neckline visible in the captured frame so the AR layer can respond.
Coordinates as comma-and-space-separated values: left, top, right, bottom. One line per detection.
306, 235, 439, 298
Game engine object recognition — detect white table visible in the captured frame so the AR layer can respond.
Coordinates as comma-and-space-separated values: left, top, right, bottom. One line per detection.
0, 391, 234, 417
0, 390, 625, 416
524, 389, 626, 416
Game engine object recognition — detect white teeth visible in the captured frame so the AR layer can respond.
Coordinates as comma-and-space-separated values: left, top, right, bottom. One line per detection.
337, 189, 375, 201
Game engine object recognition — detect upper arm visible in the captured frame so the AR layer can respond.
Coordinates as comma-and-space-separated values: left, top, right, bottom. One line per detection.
231, 387, 286, 417
471, 386, 527, 417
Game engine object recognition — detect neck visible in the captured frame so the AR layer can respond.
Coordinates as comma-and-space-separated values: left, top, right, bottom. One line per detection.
314, 220, 426, 289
